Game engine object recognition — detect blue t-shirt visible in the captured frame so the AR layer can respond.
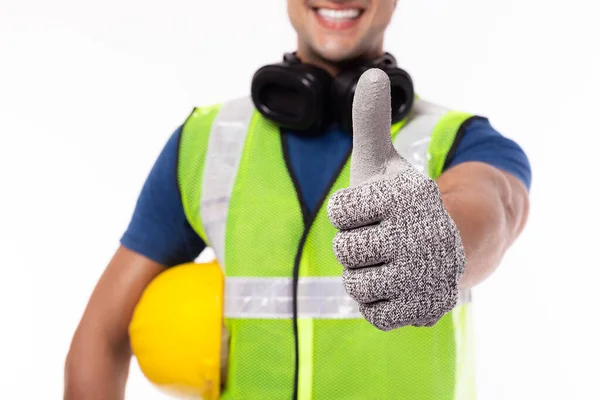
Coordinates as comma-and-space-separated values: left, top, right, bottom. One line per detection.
121, 116, 531, 266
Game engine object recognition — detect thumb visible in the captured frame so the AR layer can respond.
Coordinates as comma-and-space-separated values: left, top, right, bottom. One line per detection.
350, 68, 404, 187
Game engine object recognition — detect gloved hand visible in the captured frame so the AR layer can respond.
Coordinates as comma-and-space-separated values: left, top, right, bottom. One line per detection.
327, 68, 466, 331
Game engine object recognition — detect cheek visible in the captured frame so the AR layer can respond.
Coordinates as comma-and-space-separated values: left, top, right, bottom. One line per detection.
287, 2, 305, 32
374, 5, 396, 29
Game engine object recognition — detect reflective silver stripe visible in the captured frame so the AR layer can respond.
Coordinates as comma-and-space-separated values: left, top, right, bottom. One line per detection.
393, 99, 448, 175
225, 277, 361, 319
459, 289, 472, 306
200, 97, 255, 266
225, 277, 471, 319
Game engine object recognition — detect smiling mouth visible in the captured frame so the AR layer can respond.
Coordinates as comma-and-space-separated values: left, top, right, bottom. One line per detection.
311, 5, 366, 30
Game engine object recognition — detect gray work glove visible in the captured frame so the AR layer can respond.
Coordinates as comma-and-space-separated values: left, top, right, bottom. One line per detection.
327, 69, 466, 331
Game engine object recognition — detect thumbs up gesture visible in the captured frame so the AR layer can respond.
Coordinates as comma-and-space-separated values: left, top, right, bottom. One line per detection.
327, 69, 466, 331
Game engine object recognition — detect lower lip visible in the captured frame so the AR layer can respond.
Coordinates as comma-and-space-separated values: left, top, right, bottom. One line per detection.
313, 10, 363, 30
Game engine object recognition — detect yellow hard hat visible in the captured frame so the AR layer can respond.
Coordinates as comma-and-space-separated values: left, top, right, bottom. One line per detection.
129, 260, 226, 400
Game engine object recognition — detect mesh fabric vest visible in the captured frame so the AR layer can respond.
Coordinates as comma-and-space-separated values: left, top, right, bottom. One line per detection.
178, 96, 478, 400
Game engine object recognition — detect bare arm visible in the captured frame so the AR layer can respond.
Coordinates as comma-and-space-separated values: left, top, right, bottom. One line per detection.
437, 161, 530, 289
64, 246, 164, 400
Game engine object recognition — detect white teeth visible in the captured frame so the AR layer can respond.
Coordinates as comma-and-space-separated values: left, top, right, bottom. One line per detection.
316, 8, 361, 21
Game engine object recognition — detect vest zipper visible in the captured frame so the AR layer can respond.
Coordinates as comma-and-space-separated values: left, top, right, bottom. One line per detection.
281, 130, 352, 400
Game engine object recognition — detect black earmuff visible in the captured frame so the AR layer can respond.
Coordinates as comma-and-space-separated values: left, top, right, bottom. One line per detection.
331, 53, 414, 134
250, 52, 414, 135
251, 53, 334, 133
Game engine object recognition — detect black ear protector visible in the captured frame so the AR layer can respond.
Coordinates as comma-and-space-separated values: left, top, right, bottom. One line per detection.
250, 52, 414, 135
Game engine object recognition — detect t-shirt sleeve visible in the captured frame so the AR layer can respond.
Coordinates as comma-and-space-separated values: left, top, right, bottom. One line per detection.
444, 118, 532, 190
120, 126, 206, 266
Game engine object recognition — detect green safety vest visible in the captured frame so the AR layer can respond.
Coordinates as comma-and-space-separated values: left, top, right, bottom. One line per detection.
178, 96, 478, 400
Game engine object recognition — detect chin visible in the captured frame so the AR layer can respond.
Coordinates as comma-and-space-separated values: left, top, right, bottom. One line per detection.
311, 40, 364, 63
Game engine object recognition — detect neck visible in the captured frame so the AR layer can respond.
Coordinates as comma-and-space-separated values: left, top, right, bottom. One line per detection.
295, 42, 385, 76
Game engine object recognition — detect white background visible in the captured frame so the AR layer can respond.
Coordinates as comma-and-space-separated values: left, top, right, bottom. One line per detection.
1, 0, 599, 399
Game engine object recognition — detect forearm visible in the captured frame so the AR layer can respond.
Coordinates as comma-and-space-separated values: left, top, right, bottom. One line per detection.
437, 162, 529, 288
64, 331, 131, 400
64, 247, 165, 399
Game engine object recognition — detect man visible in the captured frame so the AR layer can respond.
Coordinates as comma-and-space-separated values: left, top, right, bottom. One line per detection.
64, 0, 530, 399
